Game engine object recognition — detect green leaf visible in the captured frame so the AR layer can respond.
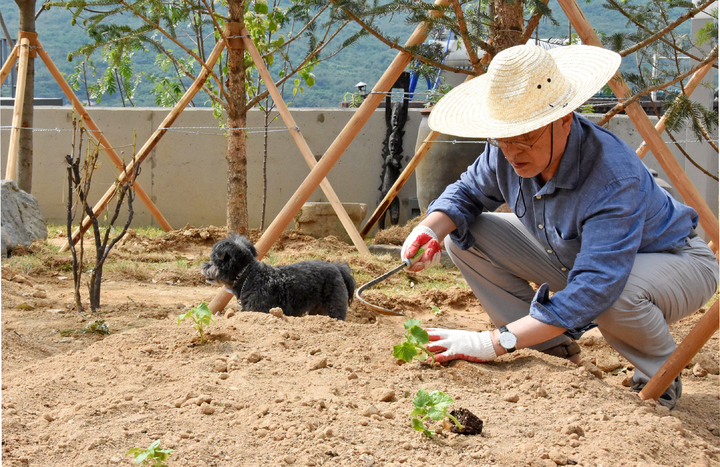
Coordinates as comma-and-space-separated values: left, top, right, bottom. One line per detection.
305, 75, 315, 87
428, 390, 454, 410
407, 325, 429, 345
411, 417, 426, 431
412, 388, 431, 410
404, 318, 422, 330
393, 342, 418, 362
254, 1, 268, 15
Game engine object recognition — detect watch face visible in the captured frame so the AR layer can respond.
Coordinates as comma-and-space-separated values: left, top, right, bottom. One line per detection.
499, 331, 517, 349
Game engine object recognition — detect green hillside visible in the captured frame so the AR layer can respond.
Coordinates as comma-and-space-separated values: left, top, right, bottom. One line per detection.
0, 1, 690, 108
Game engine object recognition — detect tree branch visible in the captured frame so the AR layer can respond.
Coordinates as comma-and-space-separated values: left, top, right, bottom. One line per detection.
335, 2, 474, 76
607, 0, 717, 68
616, 0, 715, 57
448, 0, 484, 75
598, 45, 718, 126
117, 0, 234, 109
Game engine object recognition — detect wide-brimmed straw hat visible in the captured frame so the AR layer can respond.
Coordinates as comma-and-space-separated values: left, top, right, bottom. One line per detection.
428, 44, 621, 139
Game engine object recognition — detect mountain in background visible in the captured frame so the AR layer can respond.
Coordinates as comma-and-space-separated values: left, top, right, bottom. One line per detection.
0, 1, 678, 108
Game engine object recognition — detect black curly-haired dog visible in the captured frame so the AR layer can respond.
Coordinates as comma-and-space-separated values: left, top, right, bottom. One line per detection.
201, 234, 355, 320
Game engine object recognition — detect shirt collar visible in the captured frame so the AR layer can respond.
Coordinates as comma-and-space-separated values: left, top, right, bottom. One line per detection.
533, 113, 582, 196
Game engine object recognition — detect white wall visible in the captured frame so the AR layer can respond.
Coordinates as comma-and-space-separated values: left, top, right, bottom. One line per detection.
1, 107, 717, 239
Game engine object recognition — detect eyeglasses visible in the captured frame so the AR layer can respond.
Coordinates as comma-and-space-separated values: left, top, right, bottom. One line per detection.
487, 124, 550, 151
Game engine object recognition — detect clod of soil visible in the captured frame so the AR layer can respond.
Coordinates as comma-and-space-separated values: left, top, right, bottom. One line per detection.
449, 407, 484, 435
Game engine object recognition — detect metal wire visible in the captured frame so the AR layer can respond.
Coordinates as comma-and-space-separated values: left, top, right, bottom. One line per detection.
422, 138, 718, 145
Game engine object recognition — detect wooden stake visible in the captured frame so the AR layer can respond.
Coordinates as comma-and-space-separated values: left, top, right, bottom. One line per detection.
5, 38, 30, 182
239, 27, 370, 256
558, 0, 719, 249
639, 300, 719, 401
361, 130, 440, 237
208, 0, 450, 312
637, 60, 715, 159
0, 44, 18, 85
59, 40, 227, 252
36, 42, 172, 232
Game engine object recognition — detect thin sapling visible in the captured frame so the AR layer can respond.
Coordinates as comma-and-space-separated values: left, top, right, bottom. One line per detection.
177, 302, 215, 343
410, 388, 463, 438
125, 439, 173, 467
393, 318, 435, 364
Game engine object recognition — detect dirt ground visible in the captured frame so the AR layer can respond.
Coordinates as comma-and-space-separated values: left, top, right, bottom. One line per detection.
2, 227, 719, 467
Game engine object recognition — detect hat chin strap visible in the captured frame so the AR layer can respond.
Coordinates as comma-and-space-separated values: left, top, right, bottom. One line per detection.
543, 121, 555, 172
515, 121, 554, 219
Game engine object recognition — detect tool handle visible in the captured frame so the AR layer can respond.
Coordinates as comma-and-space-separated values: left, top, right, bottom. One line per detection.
403, 247, 425, 268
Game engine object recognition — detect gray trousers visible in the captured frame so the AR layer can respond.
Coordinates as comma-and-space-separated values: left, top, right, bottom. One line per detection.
445, 213, 719, 382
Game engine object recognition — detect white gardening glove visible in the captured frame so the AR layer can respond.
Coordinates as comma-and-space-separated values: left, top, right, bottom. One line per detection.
401, 225, 442, 272
425, 328, 497, 363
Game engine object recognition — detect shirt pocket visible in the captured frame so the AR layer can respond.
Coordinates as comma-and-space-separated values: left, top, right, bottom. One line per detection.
552, 227, 581, 269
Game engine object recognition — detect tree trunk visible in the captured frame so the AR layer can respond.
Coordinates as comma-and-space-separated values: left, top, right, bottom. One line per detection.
226, 1, 249, 235
493, 0, 525, 52
14, 0, 35, 193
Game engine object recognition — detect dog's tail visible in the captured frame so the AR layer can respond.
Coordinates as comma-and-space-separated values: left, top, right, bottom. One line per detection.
335, 262, 356, 305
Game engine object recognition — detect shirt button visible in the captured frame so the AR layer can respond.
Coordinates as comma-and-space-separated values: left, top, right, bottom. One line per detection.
538, 224, 544, 229
547, 249, 553, 254
561, 267, 567, 271
536, 195, 542, 199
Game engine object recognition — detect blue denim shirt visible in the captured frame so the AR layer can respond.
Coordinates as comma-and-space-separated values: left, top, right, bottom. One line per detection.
428, 113, 698, 333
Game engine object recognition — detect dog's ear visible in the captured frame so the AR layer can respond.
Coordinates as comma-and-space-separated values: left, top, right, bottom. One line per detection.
238, 236, 258, 258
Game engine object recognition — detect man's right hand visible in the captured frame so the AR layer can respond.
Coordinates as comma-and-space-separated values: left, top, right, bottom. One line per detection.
401, 225, 442, 272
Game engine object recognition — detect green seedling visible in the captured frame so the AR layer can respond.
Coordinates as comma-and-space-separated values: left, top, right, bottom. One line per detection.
393, 319, 435, 364
430, 304, 443, 316
126, 439, 173, 467
177, 302, 215, 343
60, 319, 110, 336
410, 388, 463, 438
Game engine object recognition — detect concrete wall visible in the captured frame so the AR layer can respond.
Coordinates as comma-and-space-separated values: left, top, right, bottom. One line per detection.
1, 107, 717, 239
0, 106, 422, 235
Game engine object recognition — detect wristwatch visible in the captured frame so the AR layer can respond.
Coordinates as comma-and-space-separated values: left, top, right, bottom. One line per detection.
498, 325, 517, 353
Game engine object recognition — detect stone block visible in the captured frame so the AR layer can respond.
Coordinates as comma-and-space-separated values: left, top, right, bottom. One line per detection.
1, 180, 47, 257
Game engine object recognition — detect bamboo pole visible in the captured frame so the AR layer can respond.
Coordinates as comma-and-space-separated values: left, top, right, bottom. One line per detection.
36, 42, 172, 232
239, 27, 370, 256
639, 300, 719, 401
557, 0, 719, 250
208, 0, 450, 312
59, 40, 227, 252
5, 38, 30, 181
636, 60, 715, 159
361, 130, 440, 237
0, 44, 18, 85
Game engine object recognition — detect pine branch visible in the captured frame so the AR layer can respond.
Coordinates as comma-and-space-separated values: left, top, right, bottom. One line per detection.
615, 0, 714, 57
333, 0, 474, 76
666, 131, 719, 181
448, 0, 484, 74
519, 0, 550, 45
598, 45, 718, 126
607, 0, 717, 67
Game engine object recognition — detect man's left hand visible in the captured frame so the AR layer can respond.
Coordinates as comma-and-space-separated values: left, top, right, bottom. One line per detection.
425, 328, 497, 363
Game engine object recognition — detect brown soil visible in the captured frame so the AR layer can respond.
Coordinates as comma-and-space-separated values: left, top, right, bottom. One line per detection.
2, 228, 719, 467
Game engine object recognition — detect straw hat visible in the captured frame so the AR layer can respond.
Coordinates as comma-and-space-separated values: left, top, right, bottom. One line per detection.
428, 44, 621, 138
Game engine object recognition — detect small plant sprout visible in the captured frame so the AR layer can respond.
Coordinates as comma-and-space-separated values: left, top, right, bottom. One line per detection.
393, 319, 435, 364
410, 388, 463, 438
177, 302, 215, 343
430, 304, 443, 316
125, 439, 173, 466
